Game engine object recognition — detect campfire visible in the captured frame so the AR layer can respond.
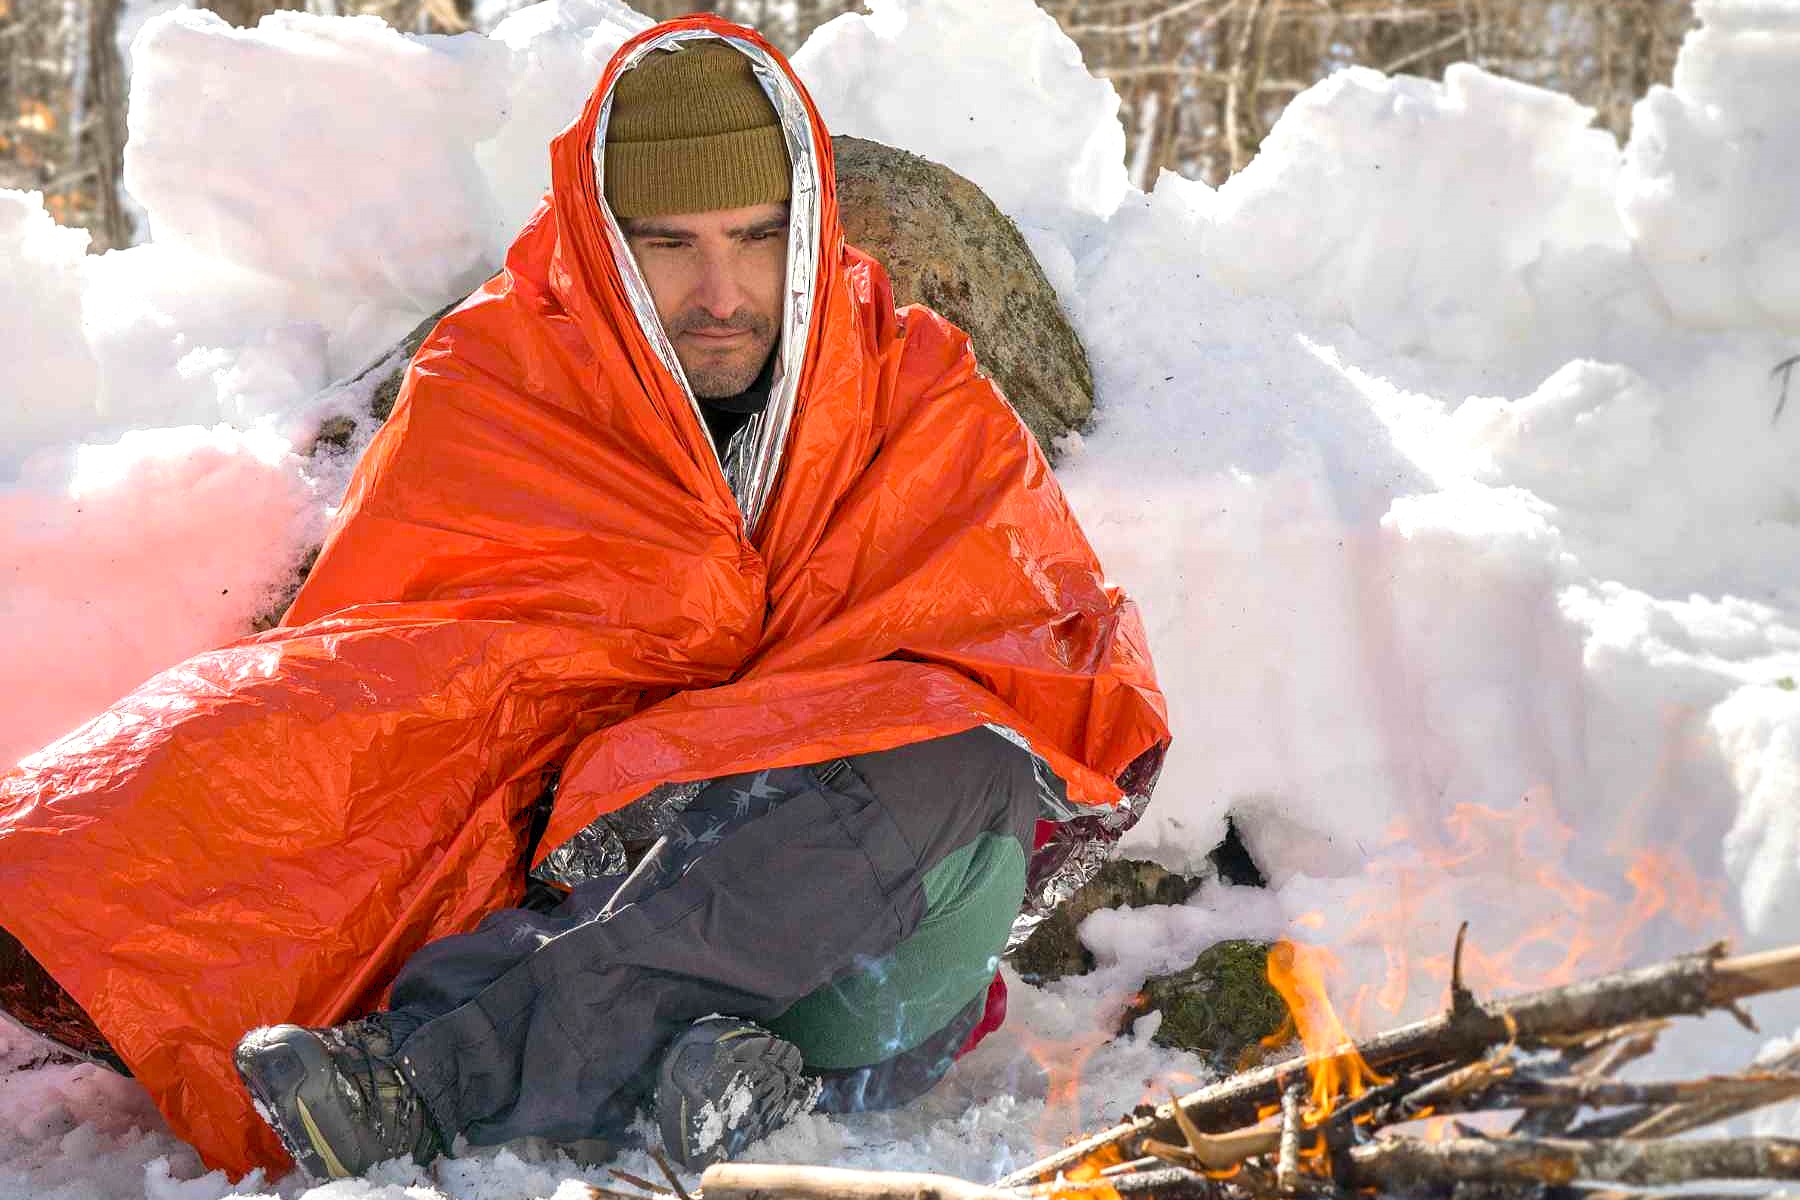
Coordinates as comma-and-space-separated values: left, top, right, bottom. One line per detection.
596, 933, 1800, 1200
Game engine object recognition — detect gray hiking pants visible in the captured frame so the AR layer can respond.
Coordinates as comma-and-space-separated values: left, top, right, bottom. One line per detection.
386, 726, 1044, 1148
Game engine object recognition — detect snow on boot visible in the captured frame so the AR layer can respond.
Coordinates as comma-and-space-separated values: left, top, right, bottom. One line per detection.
655, 1016, 818, 1171
234, 1016, 441, 1182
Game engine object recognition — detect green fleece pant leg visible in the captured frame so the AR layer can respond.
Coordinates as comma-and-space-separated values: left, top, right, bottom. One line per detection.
767, 830, 1027, 1071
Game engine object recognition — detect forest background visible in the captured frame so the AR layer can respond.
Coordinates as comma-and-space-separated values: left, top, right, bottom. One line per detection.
4, 0, 1698, 254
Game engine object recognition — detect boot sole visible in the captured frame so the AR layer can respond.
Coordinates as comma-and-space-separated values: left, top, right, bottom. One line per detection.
656, 1023, 816, 1171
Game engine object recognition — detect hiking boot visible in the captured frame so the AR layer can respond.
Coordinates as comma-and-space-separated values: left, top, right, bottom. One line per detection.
655, 1016, 818, 1171
234, 1015, 441, 1182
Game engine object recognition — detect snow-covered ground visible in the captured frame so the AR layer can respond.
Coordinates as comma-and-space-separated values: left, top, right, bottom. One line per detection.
4, 0, 1800, 1194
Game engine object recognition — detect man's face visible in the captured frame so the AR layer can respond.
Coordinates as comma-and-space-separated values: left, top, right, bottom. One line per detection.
623, 202, 789, 399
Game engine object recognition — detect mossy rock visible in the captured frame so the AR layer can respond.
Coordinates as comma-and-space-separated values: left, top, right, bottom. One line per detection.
832, 135, 1093, 456
1120, 939, 1293, 1071
1008, 858, 1203, 984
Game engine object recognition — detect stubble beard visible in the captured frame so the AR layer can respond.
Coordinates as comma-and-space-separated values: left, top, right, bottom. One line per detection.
669, 308, 780, 398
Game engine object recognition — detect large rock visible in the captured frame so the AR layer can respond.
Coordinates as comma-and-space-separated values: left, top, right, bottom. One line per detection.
832, 135, 1093, 454
1007, 822, 1266, 985
1009, 858, 1204, 984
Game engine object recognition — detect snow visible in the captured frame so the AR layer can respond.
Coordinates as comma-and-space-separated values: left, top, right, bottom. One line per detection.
691, 1071, 756, 1158
791, 0, 1130, 227
1621, 0, 1800, 333
123, 9, 511, 352
3, 0, 1800, 1194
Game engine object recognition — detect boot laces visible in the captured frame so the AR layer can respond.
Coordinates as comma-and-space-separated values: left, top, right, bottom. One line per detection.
330, 1017, 436, 1160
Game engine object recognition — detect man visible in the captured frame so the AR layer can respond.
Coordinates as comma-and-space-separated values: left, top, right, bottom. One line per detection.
0, 16, 1166, 1183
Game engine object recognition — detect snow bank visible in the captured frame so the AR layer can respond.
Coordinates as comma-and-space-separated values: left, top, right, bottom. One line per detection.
1206, 63, 1630, 367
792, 0, 1129, 227
477, 0, 648, 239
1621, 0, 1800, 332
1716, 682, 1800, 938
1, 193, 98, 475
0, 425, 322, 767
125, 10, 510, 325
5, 0, 1800, 1192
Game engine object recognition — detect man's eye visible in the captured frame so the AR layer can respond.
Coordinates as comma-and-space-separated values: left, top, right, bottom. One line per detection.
750, 229, 783, 242
648, 240, 686, 251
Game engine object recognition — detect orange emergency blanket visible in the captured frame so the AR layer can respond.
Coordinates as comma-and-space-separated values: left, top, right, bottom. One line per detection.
0, 17, 1167, 1177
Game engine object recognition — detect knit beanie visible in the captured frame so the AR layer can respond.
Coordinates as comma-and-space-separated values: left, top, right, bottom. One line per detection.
603, 40, 792, 219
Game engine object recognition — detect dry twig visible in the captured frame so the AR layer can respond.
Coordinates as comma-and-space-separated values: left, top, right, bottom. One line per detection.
699, 1163, 1005, 1200
998, 943, 1800, 1188
1344, 1134, 1800, 1189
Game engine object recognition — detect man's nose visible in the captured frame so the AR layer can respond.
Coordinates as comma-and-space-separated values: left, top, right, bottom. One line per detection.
694, 254, 744, 320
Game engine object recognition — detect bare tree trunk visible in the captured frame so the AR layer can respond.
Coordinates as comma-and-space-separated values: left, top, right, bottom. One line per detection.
1223, 0, 1265, 171
85, 0, 128, 248
1128, 85, 1161, 190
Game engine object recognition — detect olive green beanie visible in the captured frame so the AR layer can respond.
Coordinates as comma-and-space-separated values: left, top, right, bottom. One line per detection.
604, 40, 792, 219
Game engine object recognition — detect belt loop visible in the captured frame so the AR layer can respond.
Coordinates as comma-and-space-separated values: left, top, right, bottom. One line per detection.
810, 757, 851, 787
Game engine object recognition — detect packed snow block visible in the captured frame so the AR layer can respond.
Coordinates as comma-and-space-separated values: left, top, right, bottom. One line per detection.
0, 191, 99, 476
1205, 62, 1628, 364
123, 9, 510, 322
1620, 0, 1800, 332
832, 135, 1094, 456
792, 0, 1130, 227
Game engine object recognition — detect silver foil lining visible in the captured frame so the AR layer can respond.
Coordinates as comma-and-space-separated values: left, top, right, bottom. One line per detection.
589, 30, 821, 540
1004, 790, 1147, 952
531, 779, 708, 891
534, 819, 627, 890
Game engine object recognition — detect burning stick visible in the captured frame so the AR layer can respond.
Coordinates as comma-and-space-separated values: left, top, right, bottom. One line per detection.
997, 941, 1800, 1189
1274, 1083, 1304, 1194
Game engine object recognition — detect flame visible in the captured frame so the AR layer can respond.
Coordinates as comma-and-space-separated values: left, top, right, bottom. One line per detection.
1327, 794, 1735, 1027
1626, 847, 1725, 932
1266, 940, 1390, 1119
1049, 1145, 1123, 1200
1258, 1012, 1295, 1051
1421, 1115, 1456, 1143
1024, 1030, 1111, 1150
